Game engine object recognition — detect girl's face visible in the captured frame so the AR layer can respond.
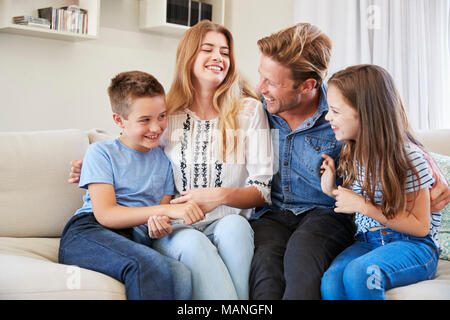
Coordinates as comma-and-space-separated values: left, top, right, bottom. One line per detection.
192, 31, 230, 89
325, 85, 360, 141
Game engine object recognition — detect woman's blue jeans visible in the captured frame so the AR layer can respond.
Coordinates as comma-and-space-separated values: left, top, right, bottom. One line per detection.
321, 228, 439, 300
58, 212, 192, 300
152, 214, 254, 300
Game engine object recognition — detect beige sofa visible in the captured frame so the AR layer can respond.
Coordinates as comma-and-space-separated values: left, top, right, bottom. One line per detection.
0, 128, 449, 300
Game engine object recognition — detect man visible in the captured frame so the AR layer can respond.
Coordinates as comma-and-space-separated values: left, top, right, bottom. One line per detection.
249, 22, 450, 300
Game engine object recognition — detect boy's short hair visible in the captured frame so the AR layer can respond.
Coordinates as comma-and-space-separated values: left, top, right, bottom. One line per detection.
257, 23, 332, 88
108, 71, 165, 119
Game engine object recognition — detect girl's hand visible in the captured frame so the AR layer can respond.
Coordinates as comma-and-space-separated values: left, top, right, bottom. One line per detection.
148, 215, 173, 239
320, 154, 337, 198
166, 201, 204, 225
170, 188, 224, 213
332, 186, 365, 214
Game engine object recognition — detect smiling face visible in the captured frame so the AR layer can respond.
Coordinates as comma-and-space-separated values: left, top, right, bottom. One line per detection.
256, 54, 303, 115
114, 95, 167, 152
192, 31, 230, 89
325, 85, 360, 141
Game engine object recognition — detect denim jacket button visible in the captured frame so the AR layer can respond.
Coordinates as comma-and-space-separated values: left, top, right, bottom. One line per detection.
315, 146, 321, 151
284, 187, 289, 191
284, 162, 288, 166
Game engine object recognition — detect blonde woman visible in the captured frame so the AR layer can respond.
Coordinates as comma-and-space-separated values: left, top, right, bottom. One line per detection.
152, 20, 273, 300
69, 20, 273, 300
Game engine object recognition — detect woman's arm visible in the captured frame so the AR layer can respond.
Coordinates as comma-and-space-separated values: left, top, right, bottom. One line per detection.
170, 186, 265, 213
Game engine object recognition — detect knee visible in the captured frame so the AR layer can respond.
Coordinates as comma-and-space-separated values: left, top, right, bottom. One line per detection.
342, 260, 383, 298
214, 214, 254, 244
320, 267, 343, 300
171, 229, 218, 262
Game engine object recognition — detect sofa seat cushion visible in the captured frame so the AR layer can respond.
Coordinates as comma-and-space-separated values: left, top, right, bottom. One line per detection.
386, 259, 450, 299
0, 237, 125, 299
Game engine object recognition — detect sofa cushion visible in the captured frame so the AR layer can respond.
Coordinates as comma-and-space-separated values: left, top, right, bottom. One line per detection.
430, 152, 450, 260
0, 129, 89, 237
0, 253, 125, 299
385, 259, 450, 299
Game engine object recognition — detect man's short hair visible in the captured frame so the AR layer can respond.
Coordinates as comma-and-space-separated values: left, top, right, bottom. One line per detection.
108, 71, 165, 118
257, 23, 332, 88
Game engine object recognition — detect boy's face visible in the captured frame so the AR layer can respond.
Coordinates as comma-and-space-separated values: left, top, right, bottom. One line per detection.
114, 95, 167, 152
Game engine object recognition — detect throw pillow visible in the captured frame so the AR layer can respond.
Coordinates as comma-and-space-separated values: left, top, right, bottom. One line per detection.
430, 152, 450, 260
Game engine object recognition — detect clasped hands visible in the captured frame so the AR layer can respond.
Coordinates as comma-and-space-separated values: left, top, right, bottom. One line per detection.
148, 188, 223, 239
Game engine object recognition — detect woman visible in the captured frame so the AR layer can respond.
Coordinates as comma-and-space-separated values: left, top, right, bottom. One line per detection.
152, 20, 273, 300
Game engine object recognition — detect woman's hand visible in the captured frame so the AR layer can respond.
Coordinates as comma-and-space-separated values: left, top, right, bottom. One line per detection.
332, 186, 365, 214
170, 188, 224, 213
147, 215, 173, 239
165, 201, 205, 225
320, 154, 337, 198
68, 159, 83, 184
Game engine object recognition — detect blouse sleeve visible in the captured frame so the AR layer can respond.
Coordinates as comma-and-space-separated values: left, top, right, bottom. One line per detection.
242, 98, 274, 204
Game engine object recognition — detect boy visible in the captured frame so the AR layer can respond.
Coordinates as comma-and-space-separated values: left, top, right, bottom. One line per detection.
59, 71, 204, 300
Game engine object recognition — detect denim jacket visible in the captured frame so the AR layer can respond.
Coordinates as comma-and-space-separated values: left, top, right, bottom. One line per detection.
252, 85, 342, 219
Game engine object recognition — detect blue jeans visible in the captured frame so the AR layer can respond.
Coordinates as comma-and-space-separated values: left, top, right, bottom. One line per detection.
152, 214, 254, 300
58, 212, 192, 300
321, 228, 439, 300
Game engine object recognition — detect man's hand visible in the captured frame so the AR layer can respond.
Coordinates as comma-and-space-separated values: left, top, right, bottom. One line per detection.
68, 160, 83, 184
430, 175, 450, 212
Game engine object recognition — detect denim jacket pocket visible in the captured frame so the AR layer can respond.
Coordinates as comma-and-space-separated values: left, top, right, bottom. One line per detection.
300, 135, 337, 175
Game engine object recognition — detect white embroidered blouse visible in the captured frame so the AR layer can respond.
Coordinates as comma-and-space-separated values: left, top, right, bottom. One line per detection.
160, 97, 274, 228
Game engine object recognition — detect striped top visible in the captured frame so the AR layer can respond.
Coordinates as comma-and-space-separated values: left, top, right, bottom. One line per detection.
351, 143, 441, 248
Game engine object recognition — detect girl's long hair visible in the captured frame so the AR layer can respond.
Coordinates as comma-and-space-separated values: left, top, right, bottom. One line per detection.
329, 64, 422, 219
166, 20, 257, 161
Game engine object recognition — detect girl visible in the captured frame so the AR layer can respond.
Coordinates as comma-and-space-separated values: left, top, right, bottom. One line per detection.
320, 64, 440, 299
149, 20, 274, 300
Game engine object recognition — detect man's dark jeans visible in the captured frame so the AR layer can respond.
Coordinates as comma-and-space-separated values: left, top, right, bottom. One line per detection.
249, 207, 356, 300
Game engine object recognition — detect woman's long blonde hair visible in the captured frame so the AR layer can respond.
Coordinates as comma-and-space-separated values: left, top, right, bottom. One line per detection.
329, 64, 423, 219
166, 20, 257, 161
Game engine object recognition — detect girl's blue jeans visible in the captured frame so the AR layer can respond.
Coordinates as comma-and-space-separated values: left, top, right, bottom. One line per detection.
152, 214, 254, 300
321, 228, 439, 300
58, 212, 192, 300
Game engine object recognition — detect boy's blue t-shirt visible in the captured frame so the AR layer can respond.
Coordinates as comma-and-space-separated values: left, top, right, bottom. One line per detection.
75, 138, 175, 215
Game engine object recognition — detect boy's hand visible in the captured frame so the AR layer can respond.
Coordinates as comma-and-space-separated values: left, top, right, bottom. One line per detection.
148, 215, 173, 239
167, 201, 204, 225
320, 154, 337, 198
68, 159, 83, 184
170, 188, 223, 213
332, 186, 364, 214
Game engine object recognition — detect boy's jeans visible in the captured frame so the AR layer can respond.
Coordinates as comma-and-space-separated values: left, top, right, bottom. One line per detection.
152, 214, 254, 300
321, 228, 439, 300
58, 212, 192, 300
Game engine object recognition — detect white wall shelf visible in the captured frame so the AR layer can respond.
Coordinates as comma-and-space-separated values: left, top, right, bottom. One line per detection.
0, 0, 100, 41
139, 0, 225, 36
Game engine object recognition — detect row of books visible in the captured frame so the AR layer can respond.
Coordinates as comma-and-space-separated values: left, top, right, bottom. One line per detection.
38, 6, 88, 34
12, 5, 88, 34
13, 16, 51, 29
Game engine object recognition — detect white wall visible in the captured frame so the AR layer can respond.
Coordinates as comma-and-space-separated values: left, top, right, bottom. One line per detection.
0, 0, 294, 134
